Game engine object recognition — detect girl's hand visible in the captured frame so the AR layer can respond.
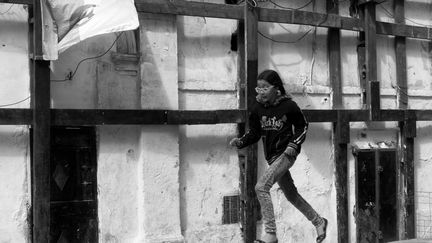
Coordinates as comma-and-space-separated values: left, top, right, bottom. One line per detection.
283, 147, 297, 157
229, 138, 242, 147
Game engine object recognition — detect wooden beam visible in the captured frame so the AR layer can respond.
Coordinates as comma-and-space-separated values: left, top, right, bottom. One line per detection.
243, 1, 259, 242
363, 1, 380, 120
3, 109, 432, 125
399, 115, 416, 239
393, 1, 415, 238
394, 1, 408, 110
258, 7, 361, 31
51, 109, 246, 125
166, 110, 245, 124
4, 0, 432, 40
327, 0, 342, 109
31, 0, 51, 242
327, 2, 348, 240
0, 0, 32, 4
134, 0, 432, 40
334, 111, 350, 243
134, 0, 243, 19
0, 109, 32, 125
376, 22, 432, 40
236, 18, 249, 239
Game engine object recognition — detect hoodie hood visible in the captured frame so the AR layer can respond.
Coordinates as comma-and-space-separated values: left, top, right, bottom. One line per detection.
256, 93, 292, 107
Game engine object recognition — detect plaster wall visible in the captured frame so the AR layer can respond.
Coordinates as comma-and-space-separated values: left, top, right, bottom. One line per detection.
2, 1, 432, 243
0, 4, 30, 243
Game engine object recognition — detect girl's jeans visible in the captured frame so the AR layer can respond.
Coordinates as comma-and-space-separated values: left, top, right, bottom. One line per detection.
255, 154, 322, 233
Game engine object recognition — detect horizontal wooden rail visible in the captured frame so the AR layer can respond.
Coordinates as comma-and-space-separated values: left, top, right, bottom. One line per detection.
135, 0, 432, 40
2, 109, 432, 125
2, 0, 431, 39
0, 0, 32, 4
134, 0, 243, 20
52, 109, 246, 125
0, 109, 32, 125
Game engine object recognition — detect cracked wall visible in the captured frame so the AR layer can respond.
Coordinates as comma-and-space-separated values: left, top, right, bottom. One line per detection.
1, 0, 432, 242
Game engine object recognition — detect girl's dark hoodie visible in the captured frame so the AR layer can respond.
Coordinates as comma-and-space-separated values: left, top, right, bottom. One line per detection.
236, 94, 308, 164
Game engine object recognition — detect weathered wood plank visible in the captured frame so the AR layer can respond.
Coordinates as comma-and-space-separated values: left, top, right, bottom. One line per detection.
5, 0, 432, 40
167, 110, 245, 124
395, 1, 408, 110
0, 0, 32, 4
31, 0, 51, 241
363, 2, 380, 120
135, 0, 432, 40
399, 119, 416, 239
258, 7, 361, 31
3, 109, 432, 125
52, 109, 246, 125
134, 0, 243, 19
377, 22, 432, 40
236, 18, 248, 239
334, 111, 350, 243
0, 109, 32, 124
243, 2, 259, 242
327, 0, 342, 109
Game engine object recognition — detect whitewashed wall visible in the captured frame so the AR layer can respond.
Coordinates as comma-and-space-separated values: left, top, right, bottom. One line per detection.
0, 4, 31, 243
1, 0, 432, 242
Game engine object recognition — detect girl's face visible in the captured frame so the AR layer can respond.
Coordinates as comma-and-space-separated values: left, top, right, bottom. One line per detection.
256, 79, 279, 103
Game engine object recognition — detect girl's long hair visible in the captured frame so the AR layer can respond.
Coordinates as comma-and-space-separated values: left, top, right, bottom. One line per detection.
257, 69, 287, 95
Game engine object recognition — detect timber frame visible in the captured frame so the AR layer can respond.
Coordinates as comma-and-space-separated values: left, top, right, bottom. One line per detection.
1, 0, 431, 242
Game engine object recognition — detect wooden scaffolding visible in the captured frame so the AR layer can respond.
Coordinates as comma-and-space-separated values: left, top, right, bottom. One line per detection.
1, 0, 432, 242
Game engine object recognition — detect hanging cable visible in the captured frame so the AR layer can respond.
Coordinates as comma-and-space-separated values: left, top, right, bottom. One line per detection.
258, 28, 313, 43
268, 0, 313, 10
0, 4, 14, 14
0, 96, 30, 107
379, 4, 432, 28
51, 32, 124, 82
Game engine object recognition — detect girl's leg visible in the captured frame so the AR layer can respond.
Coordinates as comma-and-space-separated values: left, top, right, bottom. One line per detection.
255, 154, 295, 234
276, 157, 323, 226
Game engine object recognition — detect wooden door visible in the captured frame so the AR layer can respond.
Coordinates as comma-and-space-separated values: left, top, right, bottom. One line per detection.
49, 127, 98, 243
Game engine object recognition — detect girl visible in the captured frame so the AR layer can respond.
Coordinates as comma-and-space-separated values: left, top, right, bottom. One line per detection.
230, 70, 328, 243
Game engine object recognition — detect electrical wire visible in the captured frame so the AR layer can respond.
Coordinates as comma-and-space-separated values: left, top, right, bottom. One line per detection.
51, 32, 124, 82
0, 4, 14, 14
258, 3, 329, 45
379, 4, 432, 28
268, 0, 313, 10
258, 28, 313, 43
0, 96, 30, 107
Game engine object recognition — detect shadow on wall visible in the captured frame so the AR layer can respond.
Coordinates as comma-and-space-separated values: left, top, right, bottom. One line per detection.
0, 127, 29, 157
178, 124, 239, 233
139, 13, 174, 110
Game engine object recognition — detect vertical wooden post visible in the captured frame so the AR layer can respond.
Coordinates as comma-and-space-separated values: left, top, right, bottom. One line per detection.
31, 0, 51, 242
394, 0, 408, 110
243, 1, 259, 242
362, 1, 380, 120
399, 111, 416, 239
334, 110, 350, 243
394, 0, 414, 239
327, 0, 342, 109
327, 1, 349, 242
236, 19, 248, 239
356, 16, 367, 109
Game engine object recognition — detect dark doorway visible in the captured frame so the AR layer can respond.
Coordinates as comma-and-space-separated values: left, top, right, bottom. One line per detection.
49, 127, 98, 243
354, 147, 398, 243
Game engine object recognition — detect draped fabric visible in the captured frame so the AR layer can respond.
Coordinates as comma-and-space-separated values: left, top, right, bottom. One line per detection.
41, 0, 139, 60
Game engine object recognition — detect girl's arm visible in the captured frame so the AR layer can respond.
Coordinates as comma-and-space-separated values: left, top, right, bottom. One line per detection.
235, 110, 261, 149
286, 102, 308, 153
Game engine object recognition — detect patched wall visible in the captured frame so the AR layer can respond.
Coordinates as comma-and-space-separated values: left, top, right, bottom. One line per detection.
2, 0, 432, 242
0, 4, 30, 243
